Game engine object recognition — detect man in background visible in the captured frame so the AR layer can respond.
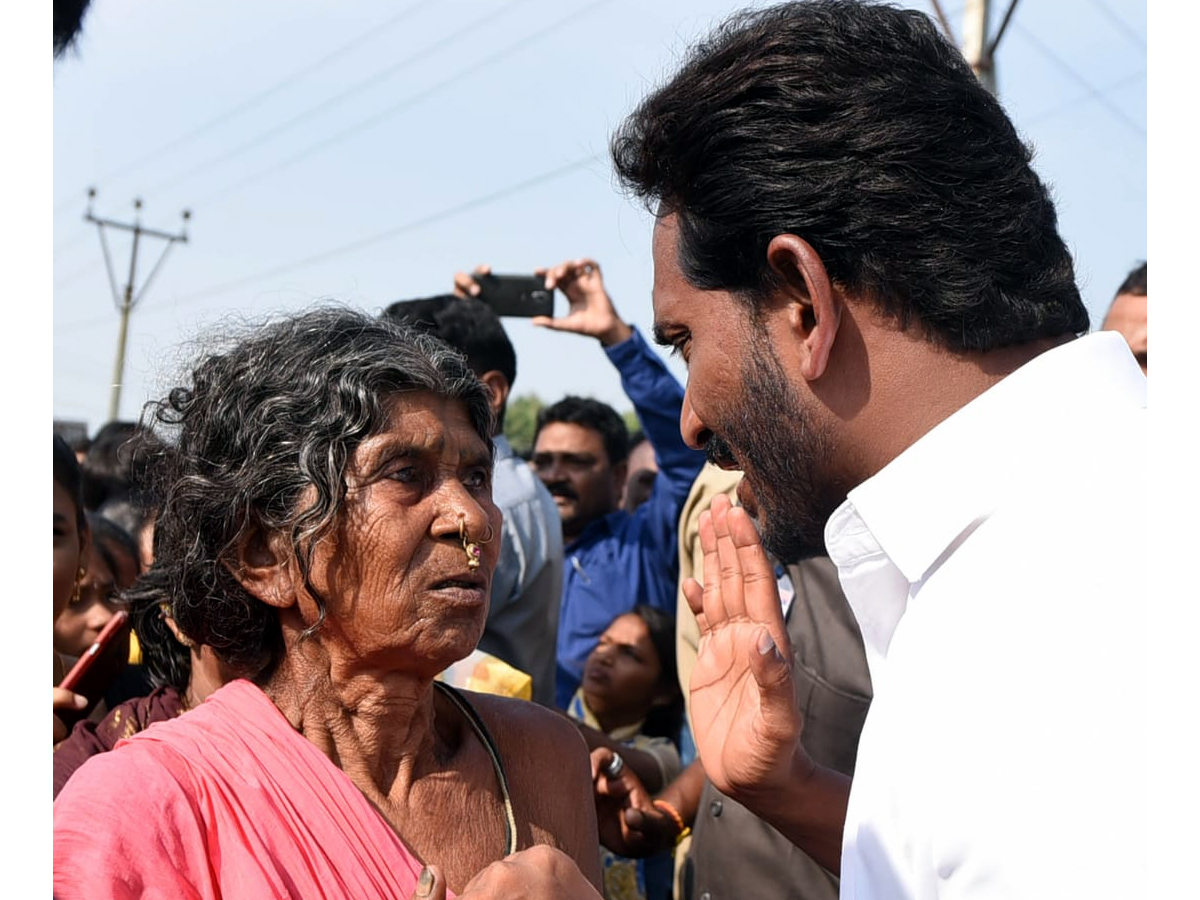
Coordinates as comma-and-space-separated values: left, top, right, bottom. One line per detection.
1101, 261, 1147, 373
458, 258, 705, 710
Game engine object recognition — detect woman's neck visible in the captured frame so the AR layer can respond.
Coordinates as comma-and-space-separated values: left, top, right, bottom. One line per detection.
261, 644, 454, 799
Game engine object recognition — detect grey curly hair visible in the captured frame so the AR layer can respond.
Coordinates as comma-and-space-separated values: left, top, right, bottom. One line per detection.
123, 304, 494, 681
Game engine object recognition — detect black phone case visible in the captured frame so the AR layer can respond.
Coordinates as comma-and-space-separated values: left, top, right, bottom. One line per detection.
472, 274, 554, 318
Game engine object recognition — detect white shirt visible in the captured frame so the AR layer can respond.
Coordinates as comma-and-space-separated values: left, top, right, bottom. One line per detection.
826, 333, 1147, 899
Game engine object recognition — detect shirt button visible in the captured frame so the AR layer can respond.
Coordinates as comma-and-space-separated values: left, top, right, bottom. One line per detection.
699, 893, 711, 900
709, 799, 723, 817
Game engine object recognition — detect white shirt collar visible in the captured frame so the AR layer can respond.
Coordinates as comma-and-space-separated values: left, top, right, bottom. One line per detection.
826, 331, 1146, 656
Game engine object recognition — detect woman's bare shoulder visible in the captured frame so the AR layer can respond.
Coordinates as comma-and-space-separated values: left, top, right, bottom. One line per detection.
462, 691, 585, 753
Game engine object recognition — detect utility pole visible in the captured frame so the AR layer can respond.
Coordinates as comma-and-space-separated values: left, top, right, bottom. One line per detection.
85, 189, 190, 421
929, 0, 1020, 98
962, 0, 996, 95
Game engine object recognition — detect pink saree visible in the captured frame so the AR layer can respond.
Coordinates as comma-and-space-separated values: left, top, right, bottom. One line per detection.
53, 678, 444, 899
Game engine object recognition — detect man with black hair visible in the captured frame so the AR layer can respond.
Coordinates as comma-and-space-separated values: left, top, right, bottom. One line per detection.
599, 1, 1147, 897
382, 294, 563, 707
1101, 260, 1147, 373
459, 259, 705, 711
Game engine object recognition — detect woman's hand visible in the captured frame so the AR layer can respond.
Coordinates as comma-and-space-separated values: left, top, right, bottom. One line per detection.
409, 847, 603, 899
458, 846, 604, 899
53, 686, 87, 743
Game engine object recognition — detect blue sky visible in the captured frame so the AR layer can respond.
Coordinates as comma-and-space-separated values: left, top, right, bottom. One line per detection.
49, 0, 1146, 431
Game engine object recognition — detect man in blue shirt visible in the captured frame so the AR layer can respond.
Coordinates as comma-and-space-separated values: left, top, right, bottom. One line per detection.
524, 258, 706, 709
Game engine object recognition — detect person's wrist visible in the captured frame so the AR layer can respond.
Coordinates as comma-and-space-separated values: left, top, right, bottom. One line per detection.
597, 319, 633, 347
730, 746, 825, 825
652, 798, 691, 847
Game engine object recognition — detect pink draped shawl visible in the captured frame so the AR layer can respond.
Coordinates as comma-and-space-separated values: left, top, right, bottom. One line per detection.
54, 678, 446, 899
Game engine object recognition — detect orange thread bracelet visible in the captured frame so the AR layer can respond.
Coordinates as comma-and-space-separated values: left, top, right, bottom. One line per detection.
652, 799, 691, 846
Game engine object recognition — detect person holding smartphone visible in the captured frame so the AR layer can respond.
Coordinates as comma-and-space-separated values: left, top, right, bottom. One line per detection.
53, 433, 92, 742
456, 259, 707, 713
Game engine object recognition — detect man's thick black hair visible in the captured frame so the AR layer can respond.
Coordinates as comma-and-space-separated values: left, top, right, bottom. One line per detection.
1116, 261, 1147, 297
535, 395, 630, 466
611, 0, 1089, 351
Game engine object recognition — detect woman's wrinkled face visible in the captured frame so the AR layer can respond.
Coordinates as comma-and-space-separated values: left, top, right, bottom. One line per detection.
582, 613, 666, 729
297, 393, 502, 678
54, 542, 128, 658
53, 479, 85, 625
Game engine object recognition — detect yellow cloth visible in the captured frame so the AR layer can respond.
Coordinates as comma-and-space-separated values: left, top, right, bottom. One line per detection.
127, 629, 142, 665
675, 464, 742, 724
437, 649, 533, 701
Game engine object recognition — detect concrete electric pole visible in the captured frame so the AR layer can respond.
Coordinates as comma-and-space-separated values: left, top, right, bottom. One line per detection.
85, 189, 190, 421
929, 0, 1020, 98
963, 0, 996, 95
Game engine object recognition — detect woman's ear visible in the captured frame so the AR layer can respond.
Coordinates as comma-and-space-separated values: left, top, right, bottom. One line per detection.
226, 525, 296, 609
765, 233, 843, 381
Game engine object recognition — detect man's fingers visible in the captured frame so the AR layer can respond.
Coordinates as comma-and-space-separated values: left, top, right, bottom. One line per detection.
710, 493, 751, 621
682, 576, 708, 636
746, 625, 801, 745
726, 504, 791, 654
697, 507, 730, 627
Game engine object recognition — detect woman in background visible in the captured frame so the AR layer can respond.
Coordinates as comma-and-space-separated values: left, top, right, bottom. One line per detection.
53, 433, 91, 740
568, 605, 684, 900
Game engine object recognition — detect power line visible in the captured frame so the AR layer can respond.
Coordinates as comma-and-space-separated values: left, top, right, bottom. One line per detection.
185, 0, 613, 210
1022, 69, 1145, 128
1090, 0, 1147, 52
1013, 19, 1145, 138
175, 153, 604, 305
139, 0, 530, 203
53, 0, 437, 215
53, 152, 604, 334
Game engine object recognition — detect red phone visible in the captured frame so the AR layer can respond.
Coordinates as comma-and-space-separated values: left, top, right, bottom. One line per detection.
58, 609, 132, 726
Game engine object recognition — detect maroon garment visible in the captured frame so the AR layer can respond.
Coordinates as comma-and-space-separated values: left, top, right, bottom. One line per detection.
52, 685, 184, 798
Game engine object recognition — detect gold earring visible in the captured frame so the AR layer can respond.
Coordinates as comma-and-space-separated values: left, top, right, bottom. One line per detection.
70, 565, 86, 604
459, 517, 494, 571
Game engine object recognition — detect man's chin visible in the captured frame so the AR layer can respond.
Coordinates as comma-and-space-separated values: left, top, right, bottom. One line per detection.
734, 477, 759, 519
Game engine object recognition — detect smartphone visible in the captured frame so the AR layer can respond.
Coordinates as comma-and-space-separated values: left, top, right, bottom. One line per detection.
471, 273, 554, 318
58, 609, 132, 727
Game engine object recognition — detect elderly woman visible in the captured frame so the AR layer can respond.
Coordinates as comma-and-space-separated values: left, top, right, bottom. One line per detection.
53, 306, 603, 899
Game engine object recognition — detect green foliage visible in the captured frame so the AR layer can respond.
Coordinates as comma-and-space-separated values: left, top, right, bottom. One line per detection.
504, 394, 543, 458
622, 409, 642, 437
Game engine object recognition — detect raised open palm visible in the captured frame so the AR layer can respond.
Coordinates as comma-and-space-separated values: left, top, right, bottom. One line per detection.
683, 493, 808, 800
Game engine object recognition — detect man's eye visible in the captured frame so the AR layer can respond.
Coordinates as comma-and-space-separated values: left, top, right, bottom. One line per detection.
387, 466, 419, 483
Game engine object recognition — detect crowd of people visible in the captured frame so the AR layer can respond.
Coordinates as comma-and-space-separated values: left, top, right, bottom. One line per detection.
52, 2, 1148, 899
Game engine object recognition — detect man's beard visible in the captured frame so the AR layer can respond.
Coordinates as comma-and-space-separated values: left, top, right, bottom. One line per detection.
705, 348, 843, 563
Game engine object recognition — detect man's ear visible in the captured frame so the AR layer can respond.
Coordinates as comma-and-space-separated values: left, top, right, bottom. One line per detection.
478, 370, 510, 426
765, 234, 843, 381
611, 460, 629, 506
225, 524, 296, 610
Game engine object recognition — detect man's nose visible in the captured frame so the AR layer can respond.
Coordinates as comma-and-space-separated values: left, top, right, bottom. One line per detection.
679, 392, 711, 451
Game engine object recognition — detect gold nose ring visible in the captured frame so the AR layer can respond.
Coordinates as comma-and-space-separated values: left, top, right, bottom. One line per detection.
459, 516, 494, 571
